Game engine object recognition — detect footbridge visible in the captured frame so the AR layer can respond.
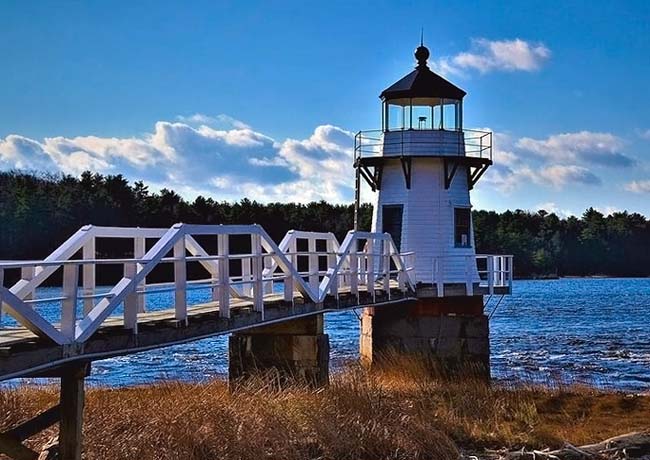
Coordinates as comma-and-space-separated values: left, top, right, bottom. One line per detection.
0, 224, 511, 382
0, 223, 512, 459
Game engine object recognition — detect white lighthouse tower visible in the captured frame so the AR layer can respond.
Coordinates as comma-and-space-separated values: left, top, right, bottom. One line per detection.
356, 43, 511, 373
355, 42, 494, 294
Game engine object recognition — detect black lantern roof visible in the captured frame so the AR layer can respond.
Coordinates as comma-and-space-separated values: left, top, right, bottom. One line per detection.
380, 45, 466, 101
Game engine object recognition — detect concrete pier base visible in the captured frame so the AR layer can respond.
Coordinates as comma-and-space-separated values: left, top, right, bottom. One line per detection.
229, 315, 330, 387
360, 296, 490, 377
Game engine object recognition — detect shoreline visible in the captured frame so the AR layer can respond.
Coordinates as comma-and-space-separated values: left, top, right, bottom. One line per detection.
7, 371, 650, 396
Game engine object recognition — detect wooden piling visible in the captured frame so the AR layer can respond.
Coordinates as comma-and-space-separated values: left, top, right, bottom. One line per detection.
58, 363, 88, 460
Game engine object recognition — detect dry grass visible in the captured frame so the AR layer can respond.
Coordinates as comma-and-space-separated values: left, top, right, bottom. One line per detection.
1, 360, 648, 460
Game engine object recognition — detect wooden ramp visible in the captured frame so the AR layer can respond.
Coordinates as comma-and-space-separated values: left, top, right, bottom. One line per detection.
0, 282, 413, 381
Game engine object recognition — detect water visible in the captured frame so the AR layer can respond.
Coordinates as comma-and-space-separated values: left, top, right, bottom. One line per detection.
490, 278, 650, 391
3, 278, 650, 391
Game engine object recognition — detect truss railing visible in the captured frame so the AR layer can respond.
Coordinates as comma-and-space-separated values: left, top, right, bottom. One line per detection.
0, 225, 416, 345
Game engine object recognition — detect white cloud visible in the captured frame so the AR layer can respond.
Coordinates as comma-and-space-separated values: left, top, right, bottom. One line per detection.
0, 118, 355, 204
516, 131, 634, 167
203, 125, 356, 203
481, 130, 604, 192
625, 180, 650, 194
1, 118, 635, 207
433, 38, 551, 76
480, 130, 538, 193
481, 163, 533, 193
482, 163, 600, 192
538, 165, 601, 188
41, 134, 169, 175
175, 113, 251, 130
0, 135, 55, 170
248, 156, 289, 167
535, 202, 575, 217
595, 205, 621, 216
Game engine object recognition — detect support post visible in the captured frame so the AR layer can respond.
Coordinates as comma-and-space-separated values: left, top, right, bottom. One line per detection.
82, 238, 95, 315
263, 250, 273, 295
61, 264, 79, 340
59, 363, 87, 460
465, 256, 474, 296
435, 258, 444, 297
397, 256, 406, 291
283, 238, 296, 302
173, 238, 187, 324
21, 266, 35, 301
354, 164, 361, 231
123, 262, 138, 332
308, 238, 318, 292
487, 256, 494, 294
508, 256, 513, 291
241, 256, 252, 297
0, 366, 89, 460
382, 237, 390, 295
349, 242, 359, 297
327, 239, 338, 297
218, 234, 230, 319
366, 239, 375, 301
134, 237, 146, 313
251, 234, 263, 315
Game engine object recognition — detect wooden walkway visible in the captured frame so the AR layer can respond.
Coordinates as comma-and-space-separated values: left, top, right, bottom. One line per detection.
0, 282, 414, 381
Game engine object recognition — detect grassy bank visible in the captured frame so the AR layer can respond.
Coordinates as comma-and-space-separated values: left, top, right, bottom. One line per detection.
1, 363, 648, 460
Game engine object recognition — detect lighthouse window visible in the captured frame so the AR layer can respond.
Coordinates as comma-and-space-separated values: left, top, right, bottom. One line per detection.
382, 205, 403, 251
454, 208, 471, 247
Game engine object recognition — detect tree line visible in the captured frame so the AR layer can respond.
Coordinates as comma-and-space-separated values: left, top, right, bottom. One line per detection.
1, 170, 649, 278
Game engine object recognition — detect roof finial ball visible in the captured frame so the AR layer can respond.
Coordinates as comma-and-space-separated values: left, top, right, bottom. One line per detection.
415, 44, 430, 68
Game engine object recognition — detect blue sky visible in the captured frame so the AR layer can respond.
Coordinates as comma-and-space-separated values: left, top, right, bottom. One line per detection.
1, 0, 650, 215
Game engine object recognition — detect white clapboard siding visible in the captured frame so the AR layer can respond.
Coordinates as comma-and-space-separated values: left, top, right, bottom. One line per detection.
372, 153, 480, 286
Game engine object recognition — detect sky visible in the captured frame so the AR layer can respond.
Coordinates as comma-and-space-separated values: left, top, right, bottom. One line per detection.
1, 0, 650, 216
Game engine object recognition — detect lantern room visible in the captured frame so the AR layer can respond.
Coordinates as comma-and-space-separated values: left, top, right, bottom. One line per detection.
381, 45, 466, 132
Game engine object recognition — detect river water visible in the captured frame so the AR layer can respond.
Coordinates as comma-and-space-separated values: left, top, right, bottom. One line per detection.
3, 278, 650, 391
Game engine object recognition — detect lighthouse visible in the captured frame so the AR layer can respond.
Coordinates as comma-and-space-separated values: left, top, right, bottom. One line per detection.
355, 43, 511, 374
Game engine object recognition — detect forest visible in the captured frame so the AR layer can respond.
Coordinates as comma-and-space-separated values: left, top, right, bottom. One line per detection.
1, 170, 649, 278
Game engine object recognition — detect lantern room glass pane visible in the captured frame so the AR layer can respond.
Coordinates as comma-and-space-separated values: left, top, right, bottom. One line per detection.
433, 104, 442, 129
411, 106, 432, 130
387, 103, 405, 131
443, 103, 457, 130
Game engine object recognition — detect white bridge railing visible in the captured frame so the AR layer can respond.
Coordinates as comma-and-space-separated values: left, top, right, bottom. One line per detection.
0, 224, 416, 345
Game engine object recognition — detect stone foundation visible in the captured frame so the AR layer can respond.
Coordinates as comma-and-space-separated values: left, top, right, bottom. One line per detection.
360, 296, 490, 377
229, 315, 329, 387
